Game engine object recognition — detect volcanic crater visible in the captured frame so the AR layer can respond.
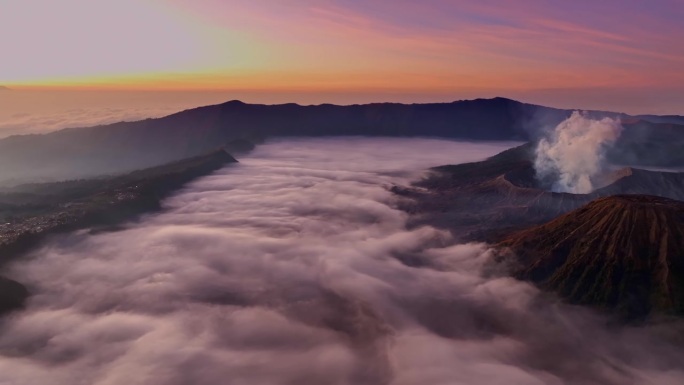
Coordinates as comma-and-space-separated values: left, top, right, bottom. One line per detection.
401, 143, 684, 319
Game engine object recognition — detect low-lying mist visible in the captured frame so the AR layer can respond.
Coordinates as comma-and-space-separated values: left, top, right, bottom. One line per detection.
0, 90, 241, 138
0, 138, 682, 385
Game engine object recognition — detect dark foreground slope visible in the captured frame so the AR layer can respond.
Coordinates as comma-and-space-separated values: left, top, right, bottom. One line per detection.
498, 195, 684, 319
1, 97, 682, 183
0, 149, 237, 314
402, 143, 684, 241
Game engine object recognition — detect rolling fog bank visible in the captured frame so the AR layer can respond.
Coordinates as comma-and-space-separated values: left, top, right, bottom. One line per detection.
0, 138, 682, 385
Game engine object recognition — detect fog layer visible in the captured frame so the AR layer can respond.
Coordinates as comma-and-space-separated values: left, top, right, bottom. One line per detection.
0, 138, 682, 385
0, 90, 239, 138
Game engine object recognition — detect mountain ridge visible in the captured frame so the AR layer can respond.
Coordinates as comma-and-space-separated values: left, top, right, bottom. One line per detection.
0, 97, 682, 184
405, 143, 684, 241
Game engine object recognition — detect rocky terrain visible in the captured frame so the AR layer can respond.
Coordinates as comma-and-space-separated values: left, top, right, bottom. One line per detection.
498, 195, 684, 320
399, 143, 684, 320
402, 143, 684, 242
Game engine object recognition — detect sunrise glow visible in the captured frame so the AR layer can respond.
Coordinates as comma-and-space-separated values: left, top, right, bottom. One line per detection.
2, 0, 684, 113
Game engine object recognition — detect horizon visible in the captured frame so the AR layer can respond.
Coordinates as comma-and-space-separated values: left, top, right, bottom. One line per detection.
2, 2, 684, 382
1, 90, 681, 139
3, 0, 684, 114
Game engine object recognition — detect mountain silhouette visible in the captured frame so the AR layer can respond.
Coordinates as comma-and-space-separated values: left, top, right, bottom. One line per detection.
0, 97, 681, 184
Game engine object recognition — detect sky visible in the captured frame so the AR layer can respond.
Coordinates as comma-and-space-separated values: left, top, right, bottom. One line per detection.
2, 0, 684, 114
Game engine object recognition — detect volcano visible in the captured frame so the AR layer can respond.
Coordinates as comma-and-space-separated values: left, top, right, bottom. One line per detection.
404, 143, 684, 241
401, 143, 684, 320
498, 195, 684, 319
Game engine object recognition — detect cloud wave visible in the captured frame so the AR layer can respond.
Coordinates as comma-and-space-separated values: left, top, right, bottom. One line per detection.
0, 138, 681, 385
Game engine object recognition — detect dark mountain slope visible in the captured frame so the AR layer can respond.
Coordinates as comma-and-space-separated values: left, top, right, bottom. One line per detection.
0, 98, 564, 183
636, 114, 684, 125
608, 119, 684, 167
404, 143, 684, 241
498, 195, 684, 319
0, 148, 237, 315
0, 276, 28, 315
1, 97, 681, 184
0, 149, 237, 265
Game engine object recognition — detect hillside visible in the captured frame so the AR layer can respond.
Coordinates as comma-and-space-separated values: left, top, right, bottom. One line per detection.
498, 195, 684, 319
0, 149, 237, 314
404, 143, 684, 241
636, 114, 684, 125
608, 119, 684, 167
0, 97, 546, 183
0, 97, 681, 184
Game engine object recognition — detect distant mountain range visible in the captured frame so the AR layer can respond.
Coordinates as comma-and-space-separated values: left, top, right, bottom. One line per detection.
0, 86, 10, 91
634, 114, 684, 125
0, 97, 682, 184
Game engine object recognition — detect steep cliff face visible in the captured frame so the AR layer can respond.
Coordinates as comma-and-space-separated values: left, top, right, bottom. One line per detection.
498, 195, 684, 319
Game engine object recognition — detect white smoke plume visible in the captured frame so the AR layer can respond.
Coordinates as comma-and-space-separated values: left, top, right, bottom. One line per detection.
0, 138, 682, 385
535, 111, 623, 193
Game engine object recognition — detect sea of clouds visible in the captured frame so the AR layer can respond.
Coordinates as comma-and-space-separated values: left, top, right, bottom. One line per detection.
0, 106, 179, 137
0, 90, 235, 138
0, 138, 682, 385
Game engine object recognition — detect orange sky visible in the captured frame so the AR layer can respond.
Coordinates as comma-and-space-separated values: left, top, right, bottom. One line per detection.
2, 0, 684, 113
